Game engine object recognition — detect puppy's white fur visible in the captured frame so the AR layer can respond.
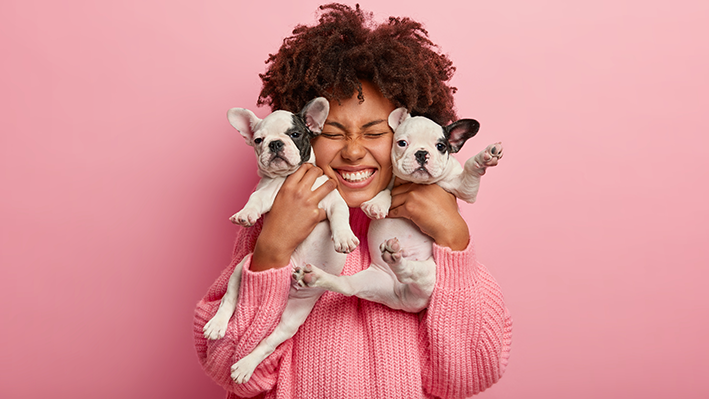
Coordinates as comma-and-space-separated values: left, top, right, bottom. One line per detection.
296, 108, 503, 312
203, 98, 358, 384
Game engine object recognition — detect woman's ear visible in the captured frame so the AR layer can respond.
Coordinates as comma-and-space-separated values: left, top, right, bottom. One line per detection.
301, 97, 330, 134
388, 107, 409, 132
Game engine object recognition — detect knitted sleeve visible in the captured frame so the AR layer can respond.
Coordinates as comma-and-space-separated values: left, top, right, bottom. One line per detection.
193, 220, 293, 398
420, 238, 513, 398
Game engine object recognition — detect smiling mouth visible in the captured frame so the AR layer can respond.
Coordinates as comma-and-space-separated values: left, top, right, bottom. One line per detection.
338, 169, 375, 183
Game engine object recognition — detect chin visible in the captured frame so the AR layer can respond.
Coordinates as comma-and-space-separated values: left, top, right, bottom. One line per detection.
340, 190, 375, 208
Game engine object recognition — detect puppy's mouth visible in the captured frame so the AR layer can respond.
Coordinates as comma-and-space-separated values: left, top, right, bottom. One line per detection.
407, 166, 431, 176
267, 154, 292, 166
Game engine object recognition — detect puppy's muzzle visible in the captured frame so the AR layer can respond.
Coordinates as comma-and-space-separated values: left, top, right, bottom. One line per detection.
269, 140, 284, 153
415, 150, 429, 166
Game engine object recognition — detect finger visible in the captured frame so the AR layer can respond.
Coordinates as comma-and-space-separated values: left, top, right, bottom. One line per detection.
311, 176, 337, 201
282, 164, 321, 190
389, 189, 408, 210
387, 202, 411, 220
317, 207, 328, 222
390, 181, 414, 196
282, 163, 312, 185
299, 164, 324, 187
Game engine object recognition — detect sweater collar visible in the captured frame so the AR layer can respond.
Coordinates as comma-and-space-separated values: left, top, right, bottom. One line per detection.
348, 207, 371, 239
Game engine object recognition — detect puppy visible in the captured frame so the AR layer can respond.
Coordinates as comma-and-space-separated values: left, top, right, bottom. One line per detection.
203, 97, 358, 384
294, 108, 502, 312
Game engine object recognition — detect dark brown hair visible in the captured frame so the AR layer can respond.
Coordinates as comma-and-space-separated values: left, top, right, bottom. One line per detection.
258, 3, 458, 125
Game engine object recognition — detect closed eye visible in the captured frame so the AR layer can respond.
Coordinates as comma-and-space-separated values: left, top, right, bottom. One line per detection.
364, 132, 389, 139
321, 133, 345, 140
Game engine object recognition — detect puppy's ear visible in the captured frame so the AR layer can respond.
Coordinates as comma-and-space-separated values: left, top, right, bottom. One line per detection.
445, 119, 480, 153
388, 107, 409, 131
301, 97, 330, 134
227, 108, 261, 145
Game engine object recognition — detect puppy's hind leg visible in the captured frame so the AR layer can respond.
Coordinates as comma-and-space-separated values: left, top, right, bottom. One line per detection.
231, 292, 323, 384
380, 238, 436, 312
203, 258, 245, 340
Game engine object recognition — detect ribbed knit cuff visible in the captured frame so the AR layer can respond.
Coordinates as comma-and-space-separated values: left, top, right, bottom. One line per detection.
432, 237, 478, 290
238, 255, 292, 309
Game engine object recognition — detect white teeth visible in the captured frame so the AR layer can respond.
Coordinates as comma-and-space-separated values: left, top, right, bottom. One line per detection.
341, 170, 374, 182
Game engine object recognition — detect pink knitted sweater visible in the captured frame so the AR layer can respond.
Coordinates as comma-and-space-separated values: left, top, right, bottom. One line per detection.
193, 208, 512, 399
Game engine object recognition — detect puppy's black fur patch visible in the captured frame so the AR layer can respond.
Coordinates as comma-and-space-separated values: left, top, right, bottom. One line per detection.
288, 113, 314, 165
444, 119, 480, 153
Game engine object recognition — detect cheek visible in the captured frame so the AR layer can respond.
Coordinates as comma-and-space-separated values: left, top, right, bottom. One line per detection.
372, 139, 394, 169
312, 140, 334, 167
391, 145, 406, 159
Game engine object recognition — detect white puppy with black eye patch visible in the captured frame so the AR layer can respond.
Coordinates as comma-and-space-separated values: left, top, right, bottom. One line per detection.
203, 97, 359, 384
294, 107, 502, 312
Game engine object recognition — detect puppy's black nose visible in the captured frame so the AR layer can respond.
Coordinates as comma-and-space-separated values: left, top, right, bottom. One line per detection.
269, 140, 284, 153
415, 150, 429, 165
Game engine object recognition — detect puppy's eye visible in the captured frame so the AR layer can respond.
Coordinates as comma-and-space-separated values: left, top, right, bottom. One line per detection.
254, 138, 263, 145
290, 132, 301, 139
397, 140, 408, 147
436, 143, 447, 152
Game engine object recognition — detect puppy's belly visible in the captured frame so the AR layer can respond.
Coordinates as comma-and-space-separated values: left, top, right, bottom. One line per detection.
369, 218, 433, 261
292, 221, 347, 276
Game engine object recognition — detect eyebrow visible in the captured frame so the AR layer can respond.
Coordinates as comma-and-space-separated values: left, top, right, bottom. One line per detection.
325, 119, 388, 131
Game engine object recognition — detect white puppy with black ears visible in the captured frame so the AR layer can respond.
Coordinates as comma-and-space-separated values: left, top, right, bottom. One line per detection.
203, 97, 359, 384
294, 108, 502, 312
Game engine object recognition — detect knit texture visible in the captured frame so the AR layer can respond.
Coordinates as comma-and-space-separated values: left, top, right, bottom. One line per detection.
193, 208, 512, 399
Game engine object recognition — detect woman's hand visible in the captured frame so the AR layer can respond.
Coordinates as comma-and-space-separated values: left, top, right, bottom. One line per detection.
251, 164, 337, 271
388, 179, 470, 251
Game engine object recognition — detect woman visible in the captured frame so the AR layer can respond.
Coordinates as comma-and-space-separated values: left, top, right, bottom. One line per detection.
194, 4, 512, 398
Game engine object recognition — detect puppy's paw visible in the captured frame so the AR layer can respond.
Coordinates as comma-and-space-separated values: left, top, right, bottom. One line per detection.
231, 357, 257, 384
230, 208, 261, 227
331, 227, 359, 253
482, 142, 503, 166
293, 264, 324, 287
469, 142, 503, 171
361, 201, 389, 220
292, 265, 306, 288
380, 238, 403, 267
203, 314, 230, 340
361, 191, 392, 219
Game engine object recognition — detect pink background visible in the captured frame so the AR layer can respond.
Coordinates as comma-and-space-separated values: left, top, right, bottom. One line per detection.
1, 0, 707, 398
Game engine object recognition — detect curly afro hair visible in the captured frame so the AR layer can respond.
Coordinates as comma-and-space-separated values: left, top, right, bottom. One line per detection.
257, 3, 459, 125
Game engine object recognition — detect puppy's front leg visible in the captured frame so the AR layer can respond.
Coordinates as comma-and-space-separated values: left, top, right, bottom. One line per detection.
467, 142, 503, 174
446, 142, 503, 203
230, 177, 285, 226
318, 180, 359, 253
360, 188, 392, 220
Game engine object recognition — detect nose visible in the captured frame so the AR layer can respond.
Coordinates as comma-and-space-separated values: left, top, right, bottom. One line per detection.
415, 150, 429, 165
269, 140, 284, 153
341, 138, 366, 161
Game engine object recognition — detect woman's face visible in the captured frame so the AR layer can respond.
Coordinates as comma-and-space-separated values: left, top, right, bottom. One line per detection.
312, 81, 395, 208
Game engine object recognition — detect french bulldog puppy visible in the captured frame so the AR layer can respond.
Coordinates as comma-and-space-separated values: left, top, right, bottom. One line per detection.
203, 97, 359, 384
294, 108, 502, 312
